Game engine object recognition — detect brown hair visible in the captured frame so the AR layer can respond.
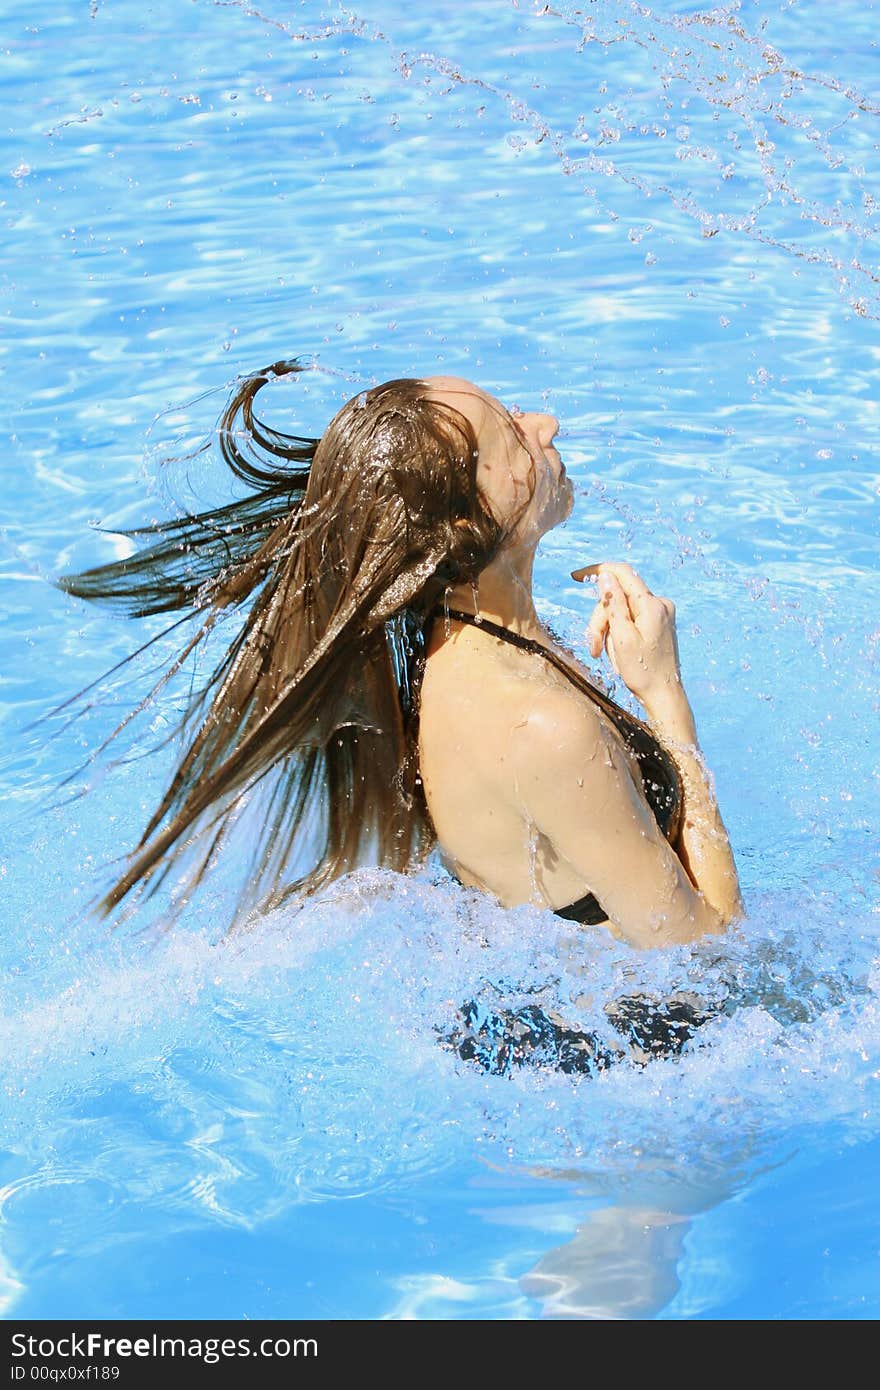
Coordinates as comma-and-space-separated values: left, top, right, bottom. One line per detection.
55, 360, 535, 932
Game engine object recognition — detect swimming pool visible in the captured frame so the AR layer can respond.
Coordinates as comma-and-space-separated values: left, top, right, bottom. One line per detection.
2, 0, 879, 1319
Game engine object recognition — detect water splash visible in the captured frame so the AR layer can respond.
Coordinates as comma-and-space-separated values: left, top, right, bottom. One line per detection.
197, 0, 880, 318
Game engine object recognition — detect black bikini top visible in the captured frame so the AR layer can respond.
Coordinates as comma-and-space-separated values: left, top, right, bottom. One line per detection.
430, 606, 684, 926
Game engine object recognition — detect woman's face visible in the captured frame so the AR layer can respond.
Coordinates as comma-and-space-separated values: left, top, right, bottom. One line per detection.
422, 375, 574, 543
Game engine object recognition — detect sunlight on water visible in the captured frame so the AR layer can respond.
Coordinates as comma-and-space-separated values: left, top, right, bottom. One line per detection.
2, 0, 879, 1319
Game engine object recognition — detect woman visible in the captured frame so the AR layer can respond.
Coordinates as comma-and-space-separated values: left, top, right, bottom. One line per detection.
56, 360, 743, 955
418, 375, 743, 949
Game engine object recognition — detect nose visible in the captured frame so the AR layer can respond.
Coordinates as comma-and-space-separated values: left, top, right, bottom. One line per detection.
538, 414, 560, 446
522, 412, 559, 448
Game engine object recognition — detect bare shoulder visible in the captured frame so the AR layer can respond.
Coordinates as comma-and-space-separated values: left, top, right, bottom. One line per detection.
506, 682, 650, 820
419, 629, 599, 793
507, 682, 618, 772
507, 684, 725, 947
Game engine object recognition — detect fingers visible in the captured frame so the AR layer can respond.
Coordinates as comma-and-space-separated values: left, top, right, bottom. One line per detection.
575, 560, 668, 664
597, 562, 654, 616
597, 570, 635, 625
571, 563, 601, 582
572, 559, 654, 616
585, 572, 633, 658
585, 599, 608, 658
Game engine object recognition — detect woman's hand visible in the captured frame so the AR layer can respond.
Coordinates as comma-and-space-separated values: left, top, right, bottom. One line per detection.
576, 561, 683, 708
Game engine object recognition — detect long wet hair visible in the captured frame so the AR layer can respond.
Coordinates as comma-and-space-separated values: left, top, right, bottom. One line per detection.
56, 360, 535, 932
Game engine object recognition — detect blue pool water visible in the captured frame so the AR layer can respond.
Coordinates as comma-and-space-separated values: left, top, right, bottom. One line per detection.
2, 0, 879, 1319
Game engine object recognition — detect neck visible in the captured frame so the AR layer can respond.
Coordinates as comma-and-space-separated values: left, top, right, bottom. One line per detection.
436, 541, 544, 637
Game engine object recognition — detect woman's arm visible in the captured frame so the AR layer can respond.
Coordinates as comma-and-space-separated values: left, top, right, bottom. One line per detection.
581, 559, 744, 931
643, 684, 744, 925
510, 691, 730, 950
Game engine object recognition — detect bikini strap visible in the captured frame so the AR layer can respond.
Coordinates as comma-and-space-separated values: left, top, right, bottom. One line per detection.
432, 606, 621, 721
